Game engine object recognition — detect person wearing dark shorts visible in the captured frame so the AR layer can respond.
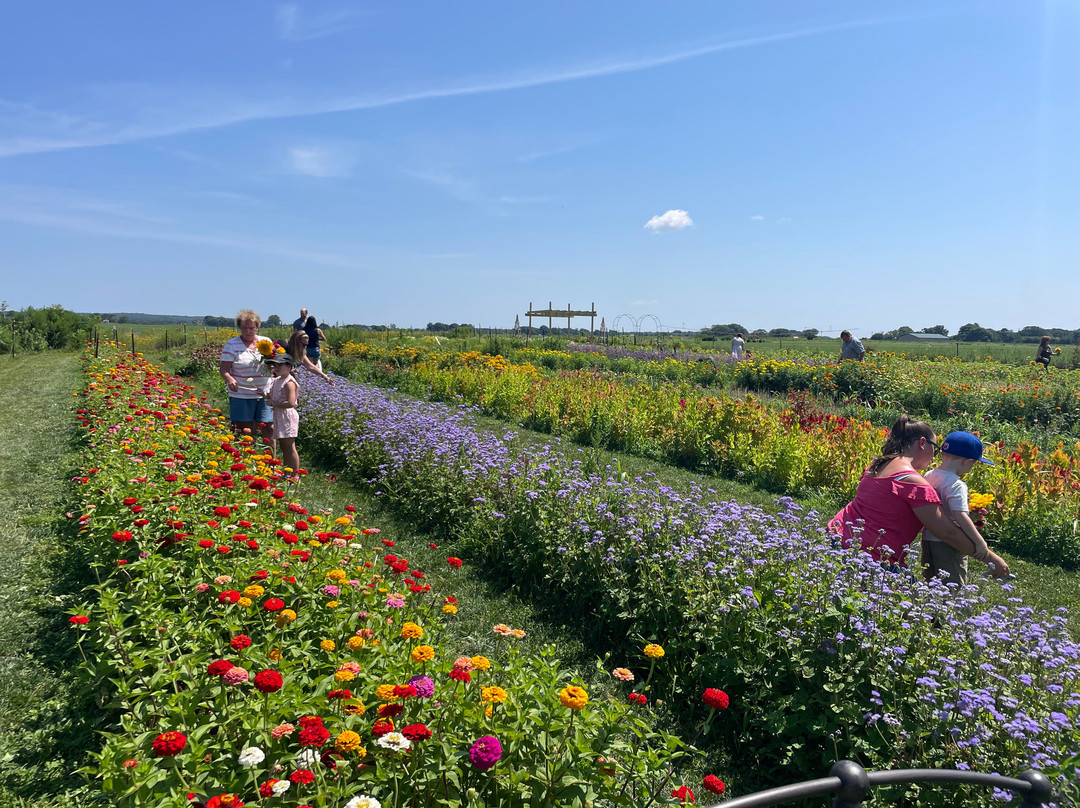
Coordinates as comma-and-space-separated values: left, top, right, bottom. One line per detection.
219, 308, 274, 446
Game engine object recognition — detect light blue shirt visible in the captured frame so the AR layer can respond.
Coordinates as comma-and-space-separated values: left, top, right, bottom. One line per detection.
841, 337, 865, 360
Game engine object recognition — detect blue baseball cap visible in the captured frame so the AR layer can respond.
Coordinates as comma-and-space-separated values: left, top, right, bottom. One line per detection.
941, 431, 993, 465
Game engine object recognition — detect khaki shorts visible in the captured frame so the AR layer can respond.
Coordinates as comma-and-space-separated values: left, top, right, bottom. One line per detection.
921, 540, 968, 585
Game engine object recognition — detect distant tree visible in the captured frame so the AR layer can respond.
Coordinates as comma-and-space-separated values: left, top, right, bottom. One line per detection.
265, 314, 282, 327
801, 328, 819, 340
897, 326, 914, 336
958, 322, 995, 342
871, 332, 886, 340
768, 328, 794, 337
997, 328, 1017, 343
920, 325, 949, 336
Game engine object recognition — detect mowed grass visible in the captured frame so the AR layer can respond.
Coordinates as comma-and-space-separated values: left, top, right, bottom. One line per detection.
0, 353, 100, 807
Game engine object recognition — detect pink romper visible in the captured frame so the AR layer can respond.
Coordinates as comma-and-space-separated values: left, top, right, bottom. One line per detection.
269, 376, 300, 440
828, 471, 941, 566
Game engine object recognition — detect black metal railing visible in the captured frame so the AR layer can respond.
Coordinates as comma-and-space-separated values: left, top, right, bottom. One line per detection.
707, 760, 1055, 808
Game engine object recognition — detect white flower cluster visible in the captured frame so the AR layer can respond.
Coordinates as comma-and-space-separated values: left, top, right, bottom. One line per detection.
237, 746, 264, 768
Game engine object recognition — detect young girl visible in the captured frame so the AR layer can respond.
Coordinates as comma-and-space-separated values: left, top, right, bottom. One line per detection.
265, 354, 301, 479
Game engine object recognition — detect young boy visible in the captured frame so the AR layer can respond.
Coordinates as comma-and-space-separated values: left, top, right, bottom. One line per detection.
921, 431, 994, 585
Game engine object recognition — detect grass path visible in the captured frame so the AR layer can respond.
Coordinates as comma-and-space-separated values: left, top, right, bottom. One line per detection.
0, 353, 95, 807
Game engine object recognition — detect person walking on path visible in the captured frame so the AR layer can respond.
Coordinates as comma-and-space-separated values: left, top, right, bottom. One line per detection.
303, 315, 327, 371
840, 330, 865, 361
219, 309, 273, 448
292, 307, 308, 332
731, 332, 745, 360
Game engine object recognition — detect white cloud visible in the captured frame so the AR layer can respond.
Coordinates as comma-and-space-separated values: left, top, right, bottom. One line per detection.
287, 145, 355, 177
644, 209, 693, 232
276, 4, 368, 42
0, 15, 918, 159
750, 215, 765, 221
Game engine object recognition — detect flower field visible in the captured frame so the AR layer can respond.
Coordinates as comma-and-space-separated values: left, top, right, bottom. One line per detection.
73, 349, 737, 807
323, 343, 1080, 569
297, 372, 1080, 801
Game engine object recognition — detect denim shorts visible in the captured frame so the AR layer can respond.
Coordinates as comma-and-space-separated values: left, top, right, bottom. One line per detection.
306, 347, 321, 360
229, 396, 272, 424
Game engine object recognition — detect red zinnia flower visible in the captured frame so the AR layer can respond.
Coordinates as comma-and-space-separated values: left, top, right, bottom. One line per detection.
198, 539, 214, 548
218, 590, 241, 604
263, 598, 285, 612
213, 506, 231, 517
253, 670, 284, 693
446, 557, 463, 568
345, 505, 357, 512
327, 689, 352, 700
702, 688, 729, 710
628, 693, 647, 705
703, 775, 726, 795
295, 520, 308, 531
449, 669, 471, 683
112, 530, 133, 543
152, 731, 188, 756
68, 615, 90, 625
229, 635, 252, 650
289, 769, 315, 785
371, 719, 394, 737
208, 659, 233, 676
401, 723, 432, 742
298, 724, 330, 747
377, 703, 404, 718
207, 795, 244, 808
122, 497, 138, 506
298, 715, 324, 726
258, 780, 280, 798
393, 684, 417, 699
671, 786, 694, 804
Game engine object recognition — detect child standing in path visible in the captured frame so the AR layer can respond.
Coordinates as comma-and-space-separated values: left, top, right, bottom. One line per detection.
265, 354, 301, 479
922, 431, 995, 585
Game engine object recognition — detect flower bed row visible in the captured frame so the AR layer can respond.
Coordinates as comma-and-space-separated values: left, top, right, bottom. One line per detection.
297, 374, 1080, 803
325, 346, 1080, 568
71, 349, 731, 808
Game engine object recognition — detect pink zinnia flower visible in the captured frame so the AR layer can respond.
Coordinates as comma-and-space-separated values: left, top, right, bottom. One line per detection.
469, 735, 502, 771
453, 657, 475, 673
194, 583, 210, 593
386, 596, 406, 608
338, 661, 361, 675
271, 723, 296, 739
323, 585, 340, 597
222, 666, 250, 686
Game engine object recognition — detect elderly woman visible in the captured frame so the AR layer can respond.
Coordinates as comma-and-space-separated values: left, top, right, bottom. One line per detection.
829, 414, 1010, 577
286, 331, 335, 384
219, 309, 273, 444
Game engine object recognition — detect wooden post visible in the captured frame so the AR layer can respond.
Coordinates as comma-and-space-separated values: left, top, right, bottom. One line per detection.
183, 323, 187, 345
165, 330, 169, 350
548, 301, 553, 333
9, 320, 14, 358
527, 302, 532, 346
590, 303, 595, 341
567, 303, 571, 337
131, 329, 135, 354
94, 327, 99, 358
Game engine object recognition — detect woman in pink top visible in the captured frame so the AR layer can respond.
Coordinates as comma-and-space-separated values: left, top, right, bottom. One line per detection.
829, 415, 1010, 575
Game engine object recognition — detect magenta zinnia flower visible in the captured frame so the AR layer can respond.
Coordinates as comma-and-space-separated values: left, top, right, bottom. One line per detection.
469, 735, 502, 771
408, 675, 434, 698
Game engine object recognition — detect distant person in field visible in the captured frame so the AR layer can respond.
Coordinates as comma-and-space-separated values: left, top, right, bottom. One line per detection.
1036, 336, 1052, 372
292, 307, 308, 332
731, 332, 746, 360
922, 431, 996, 585
840, 330, 865, 361
303, 315, 327, 371
286, 331, 335, 384
264, 353, 301, 479
219, 309, 273, 447
828, 414, 1010, 578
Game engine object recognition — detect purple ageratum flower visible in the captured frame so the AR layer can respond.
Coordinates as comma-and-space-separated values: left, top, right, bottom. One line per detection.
409, 675, 434, 698
469, 735, 502, 771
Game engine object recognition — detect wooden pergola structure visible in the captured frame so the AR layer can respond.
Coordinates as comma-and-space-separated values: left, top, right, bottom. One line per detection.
525, 301, 597, 342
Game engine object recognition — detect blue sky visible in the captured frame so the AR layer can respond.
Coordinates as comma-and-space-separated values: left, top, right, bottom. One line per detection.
2, 1, 1078, 336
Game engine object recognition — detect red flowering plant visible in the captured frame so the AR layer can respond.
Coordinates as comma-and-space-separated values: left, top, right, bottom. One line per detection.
72, 347, 711, 808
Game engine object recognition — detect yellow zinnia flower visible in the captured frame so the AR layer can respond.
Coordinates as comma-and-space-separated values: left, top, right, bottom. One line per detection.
481, 686, 507, 704
276, 609, 297, 626
375, 684, 398, 701
269, 648, 282, 661
243, 585, 264, 599
559, 685, 588, 710
401, 622, 424, 639
334, 670, 355, 682
643, 644, 665, 659
237, 597, 252, 607
411, 645, 435, 663
347, 636, 364, 650
343, 699, 366, 716
320, 640, 336, 652
470, 655, 490, 671
326, 569, 347, 582
442, 604, 458, 614
335, 730, 363, 753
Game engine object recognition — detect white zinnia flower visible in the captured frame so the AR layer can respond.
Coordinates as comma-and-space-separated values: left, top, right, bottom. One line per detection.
272, 780, 291, 796
237, 746, 265, 768
345, 797, 383, 808
296, 748, 319, 768
376, 731, 411, 752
